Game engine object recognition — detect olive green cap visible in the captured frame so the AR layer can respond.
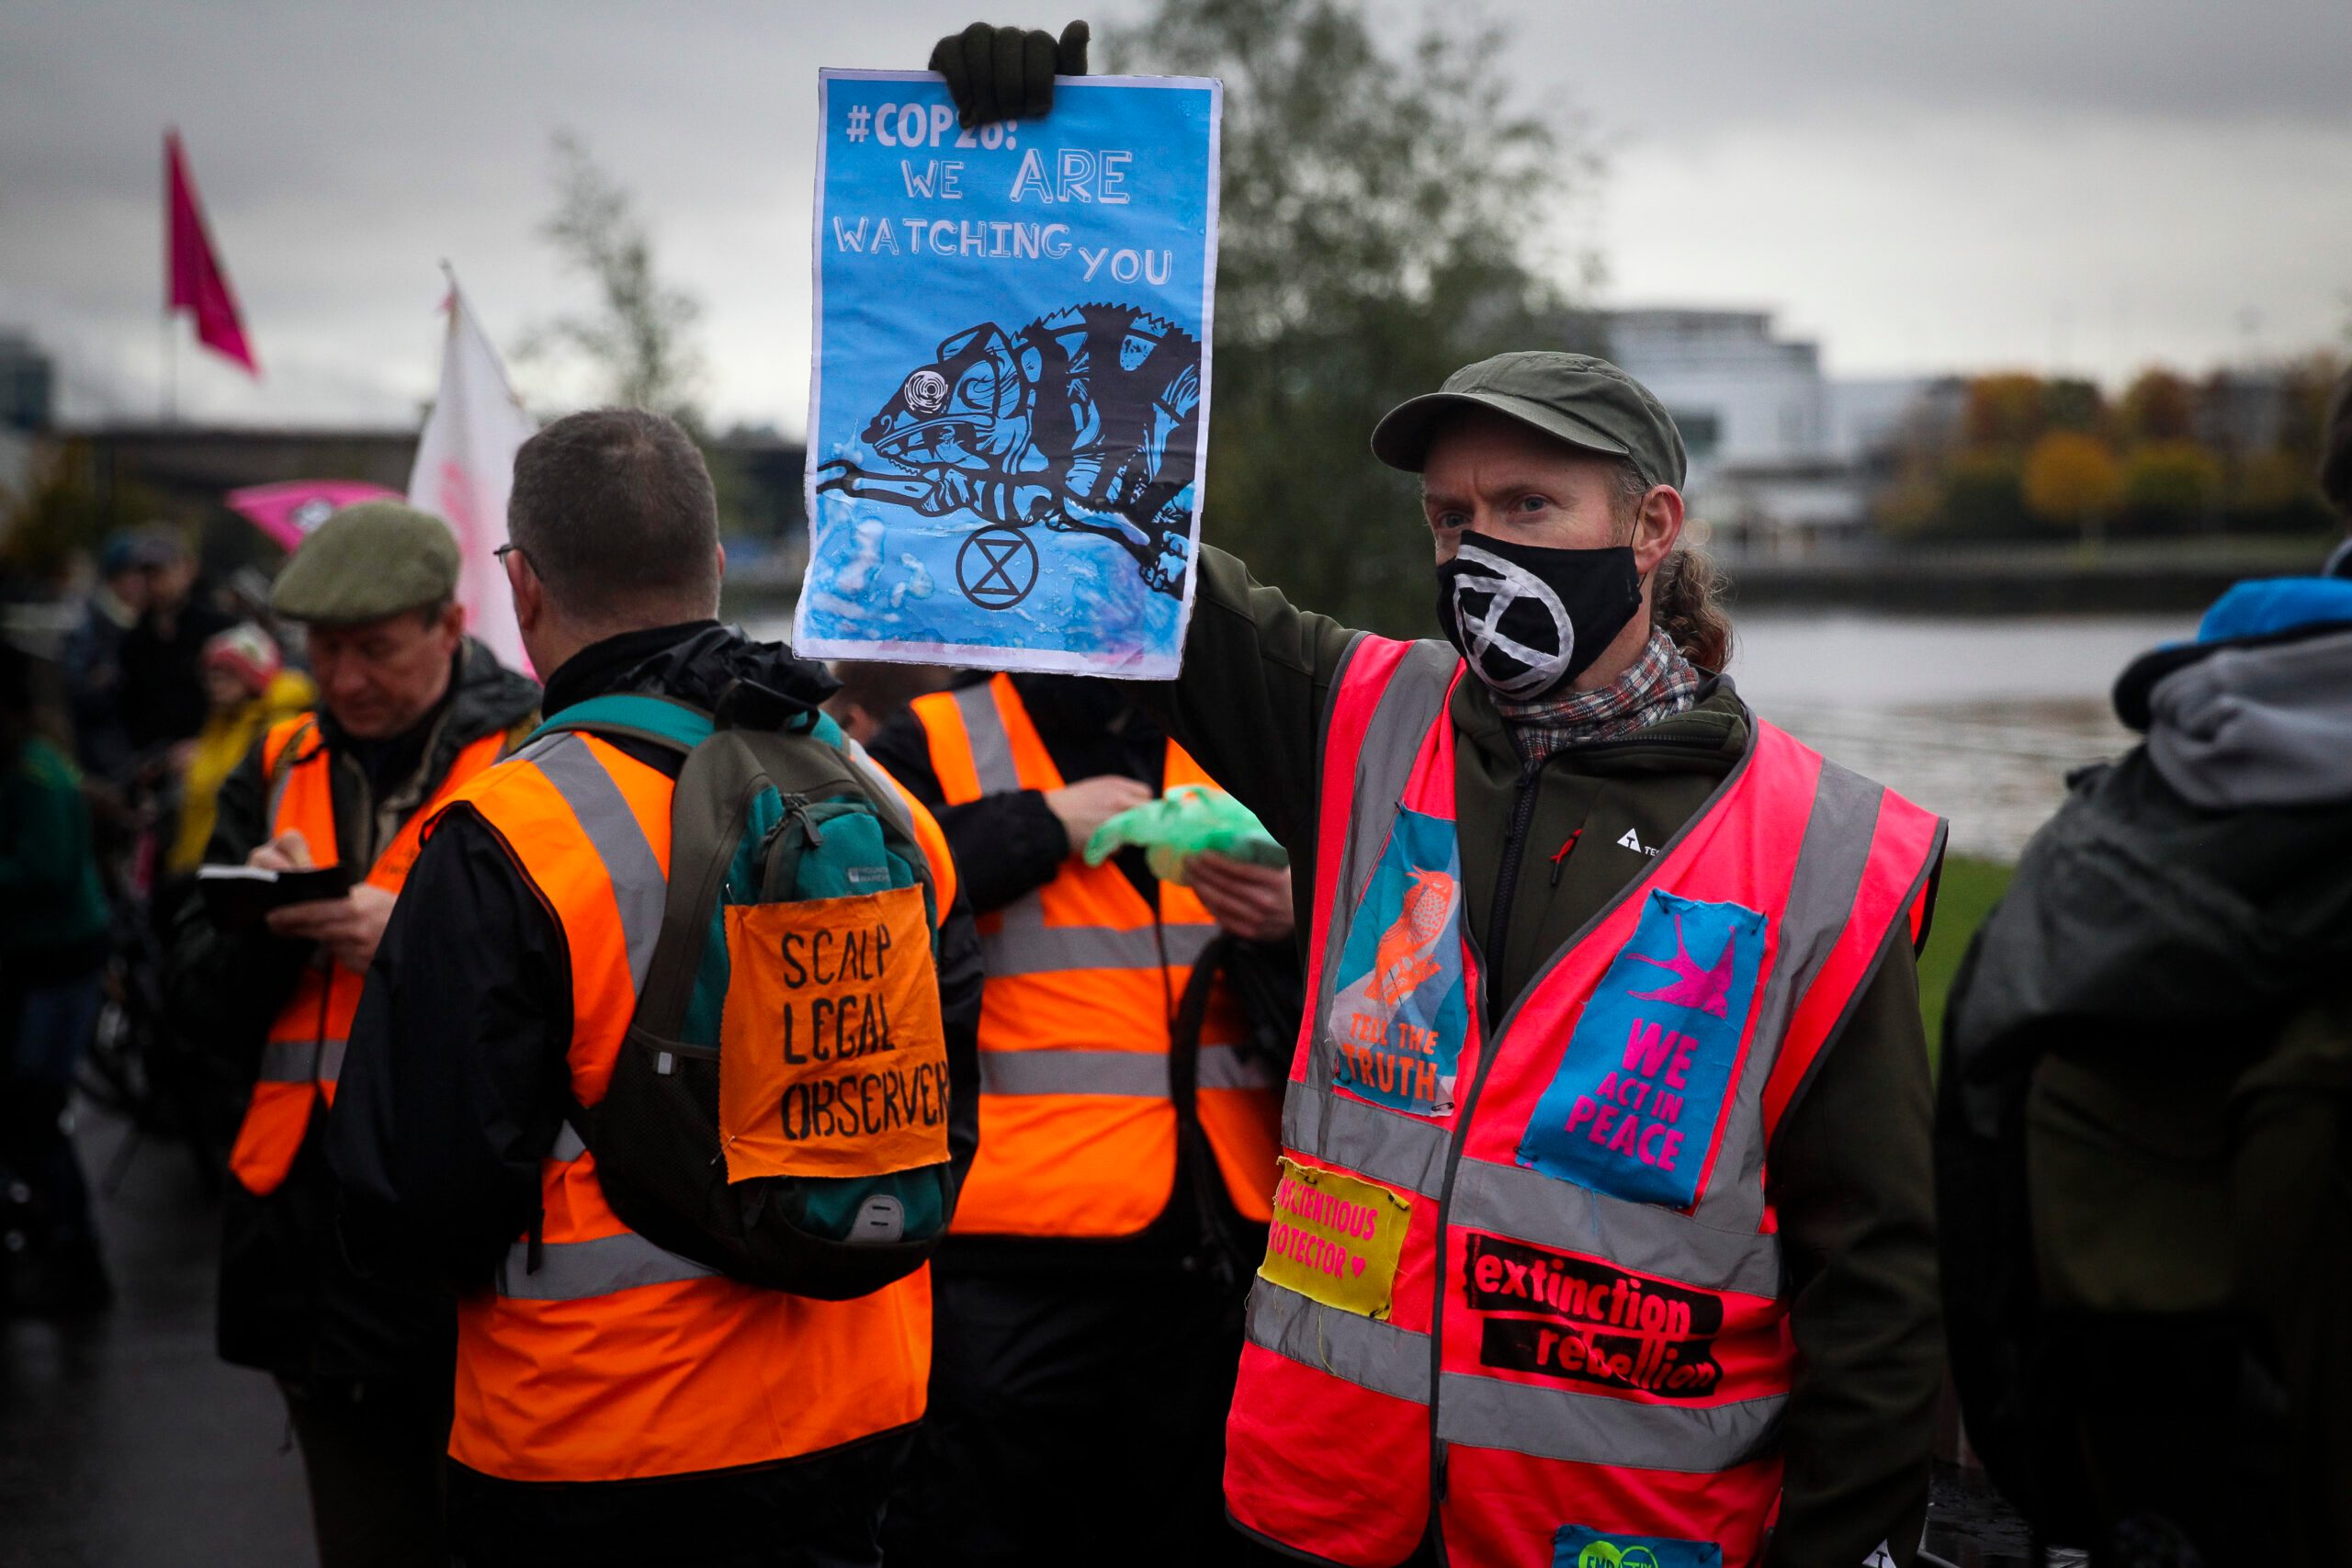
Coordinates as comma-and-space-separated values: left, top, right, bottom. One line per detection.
1370, 351, 1689, 491
269, 501, 462, 625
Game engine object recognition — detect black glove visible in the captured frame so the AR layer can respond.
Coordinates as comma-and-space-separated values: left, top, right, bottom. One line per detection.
928, 20, 1091, 130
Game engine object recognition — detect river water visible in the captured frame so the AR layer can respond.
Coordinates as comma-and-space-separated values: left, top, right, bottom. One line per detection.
755, 609, 2195, 863
1728, 612, 2192, 861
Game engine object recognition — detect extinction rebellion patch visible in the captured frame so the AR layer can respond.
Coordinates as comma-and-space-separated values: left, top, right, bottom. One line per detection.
1551, 1524, 1724, 1567
1322, 807, 1470, 1118
1464, 1233, 1726, 1398
1516, 890, 1766, 1209
1258, 1156, 1412, 1319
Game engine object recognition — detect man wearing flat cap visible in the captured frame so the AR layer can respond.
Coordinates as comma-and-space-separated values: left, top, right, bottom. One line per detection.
168, 501, 537, 1568
922, 30, 1951, 1568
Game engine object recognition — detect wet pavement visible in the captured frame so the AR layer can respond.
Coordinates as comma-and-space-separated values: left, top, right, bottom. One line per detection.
5, 1102, 2069, 1567
1, 1100, 313, 1568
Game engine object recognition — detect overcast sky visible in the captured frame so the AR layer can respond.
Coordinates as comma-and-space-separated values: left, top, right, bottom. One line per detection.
4, 0, 2346, 431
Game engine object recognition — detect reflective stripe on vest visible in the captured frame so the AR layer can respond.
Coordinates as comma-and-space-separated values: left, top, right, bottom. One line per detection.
912, 675, 1283, 1235
226, 718, 510, 1198
1225, 633, 1948, 1568
447, 725, 945, 1484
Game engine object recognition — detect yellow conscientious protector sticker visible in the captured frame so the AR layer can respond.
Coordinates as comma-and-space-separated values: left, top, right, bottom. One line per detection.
1258, 1156, 1412, 1319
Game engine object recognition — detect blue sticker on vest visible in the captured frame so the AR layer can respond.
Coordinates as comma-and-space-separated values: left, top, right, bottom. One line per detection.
1552, 1525, 1723, 1568
1517, 890, 1766, 1208
1324, 807, 1469, 1116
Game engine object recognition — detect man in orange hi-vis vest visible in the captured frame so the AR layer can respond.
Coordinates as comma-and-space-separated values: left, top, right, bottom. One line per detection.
167, 501, 539, 1568
866, 672, 1301, 1565
328, 409, 985, 1568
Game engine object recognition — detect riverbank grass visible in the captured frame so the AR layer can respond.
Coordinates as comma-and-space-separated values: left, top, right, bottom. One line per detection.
1919, 855, 2015, 1065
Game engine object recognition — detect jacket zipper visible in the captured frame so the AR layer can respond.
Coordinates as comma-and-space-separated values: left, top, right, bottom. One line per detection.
1426, 755, 1545, 1522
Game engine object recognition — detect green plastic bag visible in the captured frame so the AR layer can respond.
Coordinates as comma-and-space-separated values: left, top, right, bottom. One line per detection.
1082, 784, 1287, 886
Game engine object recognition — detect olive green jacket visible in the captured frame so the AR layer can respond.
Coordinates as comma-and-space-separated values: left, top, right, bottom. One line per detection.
1159, 544, 1941, 1568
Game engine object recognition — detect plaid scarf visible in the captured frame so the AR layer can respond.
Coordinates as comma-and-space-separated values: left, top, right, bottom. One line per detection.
1496, 627, 1702, 761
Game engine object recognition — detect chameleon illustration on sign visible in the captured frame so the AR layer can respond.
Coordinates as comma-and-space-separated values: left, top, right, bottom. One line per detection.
815, 301, 1202, 600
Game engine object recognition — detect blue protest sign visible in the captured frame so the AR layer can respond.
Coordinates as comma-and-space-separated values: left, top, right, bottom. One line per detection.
797, 70, 1222, 678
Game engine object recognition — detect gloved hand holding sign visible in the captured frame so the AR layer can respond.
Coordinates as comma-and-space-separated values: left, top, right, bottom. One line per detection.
928, 19, 1091, 129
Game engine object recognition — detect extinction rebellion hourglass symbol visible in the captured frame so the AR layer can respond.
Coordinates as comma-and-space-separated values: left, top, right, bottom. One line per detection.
956, 526, 1040, 610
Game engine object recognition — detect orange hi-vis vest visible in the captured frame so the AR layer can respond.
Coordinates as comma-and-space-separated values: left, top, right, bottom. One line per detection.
442, 720, 960, 1483
1223, 637, 1947, 1568
226, 715, 511, 1199
908, 675, 1284, 1237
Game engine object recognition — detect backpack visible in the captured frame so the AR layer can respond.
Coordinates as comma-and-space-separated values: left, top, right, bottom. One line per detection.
537, 684, 959, 1302
1936, 751, 2352, 1564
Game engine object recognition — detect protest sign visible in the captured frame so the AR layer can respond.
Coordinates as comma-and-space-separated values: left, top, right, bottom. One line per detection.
797, 70, 1221, 678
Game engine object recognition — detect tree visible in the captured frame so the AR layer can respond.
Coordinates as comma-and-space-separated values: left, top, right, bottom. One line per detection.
2022, 430, 2122, 547
2119, 367, 2194, 444
1964, 374, 2047, 450
1112, 0, 1603, 634
519, 132, 707, 428
2117, 441, 2222, 534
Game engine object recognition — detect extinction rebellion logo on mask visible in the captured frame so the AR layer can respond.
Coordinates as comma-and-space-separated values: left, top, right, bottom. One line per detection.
1464, 1233, 1725, 1397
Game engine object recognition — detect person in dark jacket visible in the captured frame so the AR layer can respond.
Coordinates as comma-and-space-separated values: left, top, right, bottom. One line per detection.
167, 503, 539, 1568
328, 409, 985, 1568
60, 529, 153, 784
1940, 576, 2352, 1565
0, 638, 115, 1315
119, 526, 232, 758
866, 672, 1300, 1566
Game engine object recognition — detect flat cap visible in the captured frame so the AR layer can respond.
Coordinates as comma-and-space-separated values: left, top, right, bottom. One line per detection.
270, 501, 461, 625
1371, 351, 1688, 491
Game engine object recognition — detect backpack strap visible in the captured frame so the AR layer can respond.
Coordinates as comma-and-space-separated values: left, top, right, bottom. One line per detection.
530, 694, 718, 757
531, 690, 853, 756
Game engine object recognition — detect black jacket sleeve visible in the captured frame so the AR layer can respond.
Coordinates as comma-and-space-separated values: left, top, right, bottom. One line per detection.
328, 806, 569, 1284
165, 736, 311, 1077
1763, 931, 1942, 1568
866, 706, 1070, 917
1151, 544, 1356, 878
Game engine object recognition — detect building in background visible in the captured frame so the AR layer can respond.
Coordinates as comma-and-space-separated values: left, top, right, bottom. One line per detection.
1603, 308, 1929, 557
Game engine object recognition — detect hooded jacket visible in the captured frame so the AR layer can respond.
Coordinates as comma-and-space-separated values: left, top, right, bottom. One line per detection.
168, 636, 540, 1378
1939, 582, 2352, 1563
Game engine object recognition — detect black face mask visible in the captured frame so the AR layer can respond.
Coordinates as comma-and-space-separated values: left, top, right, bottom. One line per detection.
1434, 532, 1645, 703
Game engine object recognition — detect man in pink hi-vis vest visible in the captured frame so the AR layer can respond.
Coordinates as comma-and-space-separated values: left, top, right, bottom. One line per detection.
929, 26, 1950, 1568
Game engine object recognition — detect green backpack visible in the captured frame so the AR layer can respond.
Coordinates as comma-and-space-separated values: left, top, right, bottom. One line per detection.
536, 685, 959, 1301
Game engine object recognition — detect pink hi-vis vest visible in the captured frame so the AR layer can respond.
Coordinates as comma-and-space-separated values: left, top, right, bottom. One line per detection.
1223, 636, 1946, 1568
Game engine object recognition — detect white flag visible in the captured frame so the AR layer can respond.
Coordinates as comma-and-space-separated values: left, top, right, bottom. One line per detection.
408, 274, 535, 673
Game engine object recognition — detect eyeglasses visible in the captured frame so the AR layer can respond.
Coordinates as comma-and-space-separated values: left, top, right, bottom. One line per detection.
493, 542, 531, 571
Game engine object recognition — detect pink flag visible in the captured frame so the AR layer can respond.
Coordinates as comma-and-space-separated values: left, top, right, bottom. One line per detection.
224, 480, 401, 551
165, 130, 258, 376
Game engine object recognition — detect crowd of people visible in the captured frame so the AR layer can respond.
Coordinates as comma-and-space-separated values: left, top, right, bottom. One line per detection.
3, 21, 2348, 1568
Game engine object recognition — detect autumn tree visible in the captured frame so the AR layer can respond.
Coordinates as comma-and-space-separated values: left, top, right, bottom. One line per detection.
2118, 441, 2222, 533
2119, 368, 2195, 444
2022, 430, 2123, 547
1112, 0, 1603, 633
1964, 374, 2047, 450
